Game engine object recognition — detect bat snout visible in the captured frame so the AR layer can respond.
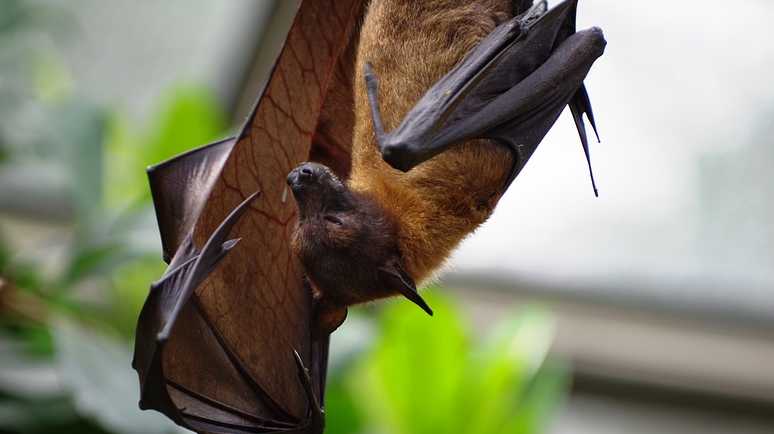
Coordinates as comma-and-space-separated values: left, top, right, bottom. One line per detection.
287, 162, 320, 186
287, 162, 342, 194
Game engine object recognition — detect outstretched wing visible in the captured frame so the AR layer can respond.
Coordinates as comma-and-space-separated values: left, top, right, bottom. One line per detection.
132, 1, 365, 433
368, 0, 605, 194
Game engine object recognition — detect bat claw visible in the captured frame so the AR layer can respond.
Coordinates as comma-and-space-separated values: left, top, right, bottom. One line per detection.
292, 349, 324, 431
156, 192, 260, 340
221, 238, 241, 251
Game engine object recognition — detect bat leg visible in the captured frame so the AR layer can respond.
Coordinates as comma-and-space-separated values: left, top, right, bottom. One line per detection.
364, 63, 441, 172
363, 62, 403, 168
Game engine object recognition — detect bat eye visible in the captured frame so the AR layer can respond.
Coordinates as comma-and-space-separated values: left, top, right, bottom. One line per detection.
324, 215, 343, 225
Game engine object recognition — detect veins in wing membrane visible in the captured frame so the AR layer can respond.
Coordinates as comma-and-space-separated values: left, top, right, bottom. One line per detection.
188, 296, 302, 427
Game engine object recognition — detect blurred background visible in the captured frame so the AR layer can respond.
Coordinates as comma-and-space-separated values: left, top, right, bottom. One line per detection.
0, 1, 772, 433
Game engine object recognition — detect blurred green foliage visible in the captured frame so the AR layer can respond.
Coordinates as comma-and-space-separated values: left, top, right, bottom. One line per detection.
0, 2, 230, 433
105, 86, 227, 208
0, 2, 568, 434
325, 294, 568, 434
0, 83, 224, 434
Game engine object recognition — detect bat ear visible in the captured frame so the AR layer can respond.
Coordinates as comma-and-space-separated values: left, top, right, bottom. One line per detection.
378, 260, 433, 316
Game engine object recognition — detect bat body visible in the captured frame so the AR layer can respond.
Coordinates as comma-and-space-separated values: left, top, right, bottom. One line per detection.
290, 0, 606, 319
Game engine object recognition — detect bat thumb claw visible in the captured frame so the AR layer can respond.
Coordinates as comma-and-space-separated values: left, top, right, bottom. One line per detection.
221, 238, 241, 251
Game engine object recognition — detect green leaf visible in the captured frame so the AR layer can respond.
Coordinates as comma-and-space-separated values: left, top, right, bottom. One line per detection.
52, 319, 188, 434
0, 232, 9, 268
107, 255, 166, 337
59, 242, 124, 288
4, 261, 45, 293
143, 86, 228, 165
504, 360, 569, 434
324, 372, 365, 434
44, 100, 108, 226
348, 293, 567, 434
464, 310, 560, 434
0, 322, 55, 359
351, 291, 468, 434
105, 85, 227, 208
0, 396, 85, 432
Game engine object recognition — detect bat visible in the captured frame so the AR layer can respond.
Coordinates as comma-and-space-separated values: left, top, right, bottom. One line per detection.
133, 0, 606, 433
289, 0, 605, 325
132, 1, 367, 433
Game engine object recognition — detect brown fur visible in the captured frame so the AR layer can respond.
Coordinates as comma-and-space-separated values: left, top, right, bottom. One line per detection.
348, 0, 515, 282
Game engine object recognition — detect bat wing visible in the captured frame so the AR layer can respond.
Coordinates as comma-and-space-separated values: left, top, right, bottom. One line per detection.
309, 0, 365, 180
367, 0, 606, 194
132, 1, 365, 433
147, 137, 236, 263
133, 192, 317, 434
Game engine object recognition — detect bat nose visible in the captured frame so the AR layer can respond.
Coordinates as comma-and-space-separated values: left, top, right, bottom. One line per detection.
297, 163, 318, 181
287, 162, 321, 187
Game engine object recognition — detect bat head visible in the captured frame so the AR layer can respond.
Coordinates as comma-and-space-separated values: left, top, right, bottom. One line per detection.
288, 162, 393, 254
289, 162, 415, 309
287, 163, 394, 251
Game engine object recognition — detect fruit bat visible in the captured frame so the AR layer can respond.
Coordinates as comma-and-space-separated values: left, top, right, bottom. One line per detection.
289, 0, 605, 330
132, 0, 605, 433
